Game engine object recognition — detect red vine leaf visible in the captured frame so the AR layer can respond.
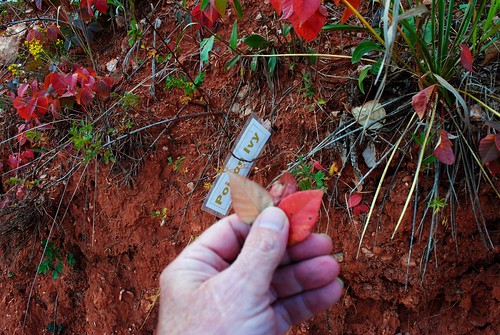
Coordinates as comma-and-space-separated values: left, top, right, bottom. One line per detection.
229, 172, 273, 224
289, 5, 327, 41
412, 84, 437, 120
269, 172, 298, 205
278, 189, 323, 246
347, 193, 362, 208
460, 44, 474, 73
479, 134, 500, 164
94, 0, 108, 15
433, 130, 455, 165
353, 203, 369, 216
191, 3, 220, 29
293, 0, 321, 25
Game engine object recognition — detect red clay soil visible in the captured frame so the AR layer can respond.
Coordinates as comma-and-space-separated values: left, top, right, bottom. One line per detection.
1, 1, 499, 334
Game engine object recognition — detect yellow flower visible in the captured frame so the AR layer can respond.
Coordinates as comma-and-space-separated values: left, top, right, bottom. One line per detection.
25, 39, 44, 60
7, 63, 22, 76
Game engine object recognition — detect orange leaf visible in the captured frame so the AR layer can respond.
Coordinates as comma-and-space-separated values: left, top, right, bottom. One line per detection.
269, 172, 298, 205
278, 189, 323, 246
433, 130, 455, 165
229, 172, 273, 224
340, 0, 360, 23
412, 84, 437, 120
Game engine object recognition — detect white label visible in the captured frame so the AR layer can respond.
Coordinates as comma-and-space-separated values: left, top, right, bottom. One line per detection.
202, 116, 271, 217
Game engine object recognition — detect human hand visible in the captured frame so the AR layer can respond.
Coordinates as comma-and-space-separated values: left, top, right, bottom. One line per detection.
157, 207, 343, 335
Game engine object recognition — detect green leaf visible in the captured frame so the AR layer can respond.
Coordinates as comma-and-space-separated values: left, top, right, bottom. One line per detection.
225, 55, 240, 71
214, 0, 227, 16
251, 56, 258, 71
52, 261, 63, 280
200, 35, 215, 64
242, 35, 271, 49
268, 49, 277, 77
38, 260, 50, 275
232, 0, 243, 19
358, 66, 371, 94
352, 40, 383, 63
323, 24, 368, 32
283, 25, 292, 37
230, 20, 238, 50
201, 0, 209, 10
194, 71, 205, 87
67, 253, 76, 267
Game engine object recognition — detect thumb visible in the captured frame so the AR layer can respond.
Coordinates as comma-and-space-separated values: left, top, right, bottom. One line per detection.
231, 207, 289, 289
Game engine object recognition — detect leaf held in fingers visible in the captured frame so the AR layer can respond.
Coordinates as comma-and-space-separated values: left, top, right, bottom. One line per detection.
412, 85, 437, 120
269, 172, 298, 205
278, 189, 324, 246
229, 172, 273, 224
433, 130, 455, 165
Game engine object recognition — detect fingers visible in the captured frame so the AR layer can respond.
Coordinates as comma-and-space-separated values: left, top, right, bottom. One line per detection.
271, 255, 340, 298
230, 207, 289, 291
281, 233, 333, 266
171, 214, 251, 272
274, 278, 344, 334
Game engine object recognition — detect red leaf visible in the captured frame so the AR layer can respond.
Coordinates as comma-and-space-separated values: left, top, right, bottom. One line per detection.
353, 203, 369, 216
93, 77, 114, 99
496, 134, 500, 152
433, 130, 455, 165
347, 193, 362, 208
269, 172, 298, 205
8, 154, 20, 169
35, 0, 42, 11
270, 0, 284, 14
412, 84, 437, 120
46, 25, 60, 42
312, 160, 325, 171
191, 3, 220, 29
76, 86, 94, 105
340, 0, 360, 23
485, 158, 500, 175
460, 44, 474, 73
289, 5, 327, 41
278, 189, 323, 246
479, 134, 500, 164
229, 172, 274, 224
293, 0, 321, 25
281, 0, 294, 20
94, 0, 108, 15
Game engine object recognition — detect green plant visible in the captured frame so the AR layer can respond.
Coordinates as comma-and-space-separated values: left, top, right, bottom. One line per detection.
298, 71, 315, 99
69, 121, 115, 163
164, 72, 204, 96
127, 18, 142, 46
428, 197, 447, 213
151, 207, 168, 226
291, 157, 326, 190
38, 239, 75, 280
120, 92, 141, 110
167, 156, 186, 173
343, 0, 500, 273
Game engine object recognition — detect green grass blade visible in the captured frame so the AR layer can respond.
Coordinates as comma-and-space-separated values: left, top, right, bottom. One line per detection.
391, 97, 437, 239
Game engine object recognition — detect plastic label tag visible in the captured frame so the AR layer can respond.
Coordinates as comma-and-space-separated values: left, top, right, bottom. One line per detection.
202, 115, 271, 217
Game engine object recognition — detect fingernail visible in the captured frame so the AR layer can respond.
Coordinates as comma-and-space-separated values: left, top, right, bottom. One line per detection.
336, 277, 344, 289
257, 207, 286, 232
